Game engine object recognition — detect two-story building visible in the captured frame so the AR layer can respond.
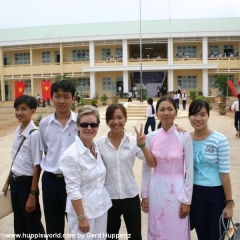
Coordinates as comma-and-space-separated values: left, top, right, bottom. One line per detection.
0, 17, 240, 100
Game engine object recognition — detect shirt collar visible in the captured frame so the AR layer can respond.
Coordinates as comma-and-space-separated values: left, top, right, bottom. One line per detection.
50, 110, 77, 123
102, 131, 130, 143
21, 120, 36, 137
75, 135, 98, 154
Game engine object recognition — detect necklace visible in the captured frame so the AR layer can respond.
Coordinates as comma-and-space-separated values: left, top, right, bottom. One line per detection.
85, 144, 97, 159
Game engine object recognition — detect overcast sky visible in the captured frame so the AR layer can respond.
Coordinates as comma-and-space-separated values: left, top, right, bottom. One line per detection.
0, 0, 240, 29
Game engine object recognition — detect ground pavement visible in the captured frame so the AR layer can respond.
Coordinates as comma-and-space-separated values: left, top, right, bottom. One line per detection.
0, 101, 239, 240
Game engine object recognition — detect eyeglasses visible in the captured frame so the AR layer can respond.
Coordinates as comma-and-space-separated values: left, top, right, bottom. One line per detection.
78, 122, 99, 128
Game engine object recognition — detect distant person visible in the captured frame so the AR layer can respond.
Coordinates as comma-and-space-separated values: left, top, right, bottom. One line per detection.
174, 91, 180, 110
2, 95, 45, 239
118, 85, 122, 98
143, 83, 147, 90
128, 90, 132, 102
133, 85, 137, 98
162, 86, 167, 95
144, 98, 155, 135
39, 80, 78, 240
231, 93, 240, 138
37, 94, 41, 107
182, 91, 187, 110
157, 86, 160, 97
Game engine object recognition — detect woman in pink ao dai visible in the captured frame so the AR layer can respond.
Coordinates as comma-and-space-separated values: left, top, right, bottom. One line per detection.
136, 97, 193, 240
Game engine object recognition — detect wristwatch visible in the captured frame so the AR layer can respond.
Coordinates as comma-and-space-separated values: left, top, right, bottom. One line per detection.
78, 214, 86, 220
224, 199, 235, 207
30, 190, 37, 195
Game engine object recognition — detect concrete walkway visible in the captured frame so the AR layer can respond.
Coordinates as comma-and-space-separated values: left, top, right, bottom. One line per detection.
0, 101, 239, 240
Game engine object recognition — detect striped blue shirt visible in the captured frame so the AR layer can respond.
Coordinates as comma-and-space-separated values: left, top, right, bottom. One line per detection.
193, 131, 230, 187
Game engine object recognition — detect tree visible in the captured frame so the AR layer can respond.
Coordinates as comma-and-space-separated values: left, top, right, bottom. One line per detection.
55, 74, 80, 89
213, 75, 228, 102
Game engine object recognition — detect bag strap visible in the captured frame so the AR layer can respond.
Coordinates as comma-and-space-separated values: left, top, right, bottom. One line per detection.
219, 213, 236, 240
13, 128, 38, 161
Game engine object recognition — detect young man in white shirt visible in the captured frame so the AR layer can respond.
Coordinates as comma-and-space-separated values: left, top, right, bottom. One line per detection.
2, 95, 45, 239
39, 80, 78, 240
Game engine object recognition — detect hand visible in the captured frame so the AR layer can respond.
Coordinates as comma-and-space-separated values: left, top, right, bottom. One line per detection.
179, 203, 190, 219
2, 183, 9, 197
134, 124, 146, 146
175, 125, 186, 133
141, 198, 149, 213
223, 204, 233, 219
79, 218, 90, 233
25, 194, 36, 213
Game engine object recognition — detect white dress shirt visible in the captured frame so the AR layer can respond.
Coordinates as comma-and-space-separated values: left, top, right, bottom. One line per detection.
182, 93, 187, 100
97, 131, 145, 199
11, 121, 41, 176
231, 100, 240, 111
146, 105, 155, 117
39, 111, 78, 174
59, 136, 112, 219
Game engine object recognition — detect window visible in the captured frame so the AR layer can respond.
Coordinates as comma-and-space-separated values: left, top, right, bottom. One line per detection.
115, 48, 122, 58
178, 76, 197, 89
14, 53, 30, 64
177, 46, 197, 58
24, 80, 31, 93
55, 51, 60, 63
102, 77, 112, 90
209, 45, 219, 56
72, 50, 89, 62
209, 75, 234, 88
76, 78, 90, 92
42, 52, 50, 63
102, 49, 111, 60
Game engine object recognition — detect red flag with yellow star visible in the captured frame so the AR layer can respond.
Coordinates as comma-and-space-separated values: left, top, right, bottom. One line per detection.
41, 80, 52, 101
15, 81, 26, 99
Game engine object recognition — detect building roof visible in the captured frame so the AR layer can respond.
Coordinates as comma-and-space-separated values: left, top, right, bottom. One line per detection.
0, 18, 240, 44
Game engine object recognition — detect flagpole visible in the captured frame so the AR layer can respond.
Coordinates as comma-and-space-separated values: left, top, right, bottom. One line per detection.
139, 0, 143, 103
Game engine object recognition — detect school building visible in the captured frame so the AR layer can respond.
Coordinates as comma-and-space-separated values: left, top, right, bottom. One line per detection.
0, 17, 240, 100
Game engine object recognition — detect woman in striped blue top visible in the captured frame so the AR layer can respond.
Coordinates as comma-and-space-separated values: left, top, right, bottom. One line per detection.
188, 99, 233, 240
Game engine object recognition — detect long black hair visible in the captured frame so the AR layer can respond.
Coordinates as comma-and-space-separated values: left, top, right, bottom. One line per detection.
147, 98, 155, 115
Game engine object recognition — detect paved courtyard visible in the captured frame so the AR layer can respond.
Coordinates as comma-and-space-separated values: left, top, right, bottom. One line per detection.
0, 101, 239, 240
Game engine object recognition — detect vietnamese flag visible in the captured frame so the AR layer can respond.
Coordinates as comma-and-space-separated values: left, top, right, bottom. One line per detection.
227, 80, 237, 97
41, 80, 52, 101
15, 81, 26, 99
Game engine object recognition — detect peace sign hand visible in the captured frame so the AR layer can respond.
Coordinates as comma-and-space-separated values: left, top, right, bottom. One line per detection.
134, 124, 146, 147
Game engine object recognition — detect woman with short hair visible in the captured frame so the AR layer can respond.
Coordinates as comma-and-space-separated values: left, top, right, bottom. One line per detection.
59, 105, 112, 240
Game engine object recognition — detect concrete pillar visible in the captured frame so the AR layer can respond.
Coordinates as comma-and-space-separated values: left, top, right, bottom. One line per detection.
168, 69, 173, 91
123, 71, 129, 93
202, 69, 208, 96
122, 40, 128, 66
202, 37, 208, 64
60, 43, 63, 75
0, 47, 5, 101
90, 72, 96, 98
31, 74, 34, 96
30, 45, 33, 66
168, 38, 173, 65
89, 41, 95, 68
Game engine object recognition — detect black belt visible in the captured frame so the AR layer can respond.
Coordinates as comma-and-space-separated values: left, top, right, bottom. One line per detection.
44, 171, 64, 178
11, 174, 32, 181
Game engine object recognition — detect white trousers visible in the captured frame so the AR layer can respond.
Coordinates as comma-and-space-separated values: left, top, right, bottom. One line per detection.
67, 212, 108, 240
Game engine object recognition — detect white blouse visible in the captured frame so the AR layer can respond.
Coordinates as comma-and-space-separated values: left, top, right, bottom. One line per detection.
97, 131, 145, 199
59, 135, 112, 219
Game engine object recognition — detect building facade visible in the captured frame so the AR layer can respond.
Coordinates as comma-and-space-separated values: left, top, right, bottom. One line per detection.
0, 18, 240, 100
